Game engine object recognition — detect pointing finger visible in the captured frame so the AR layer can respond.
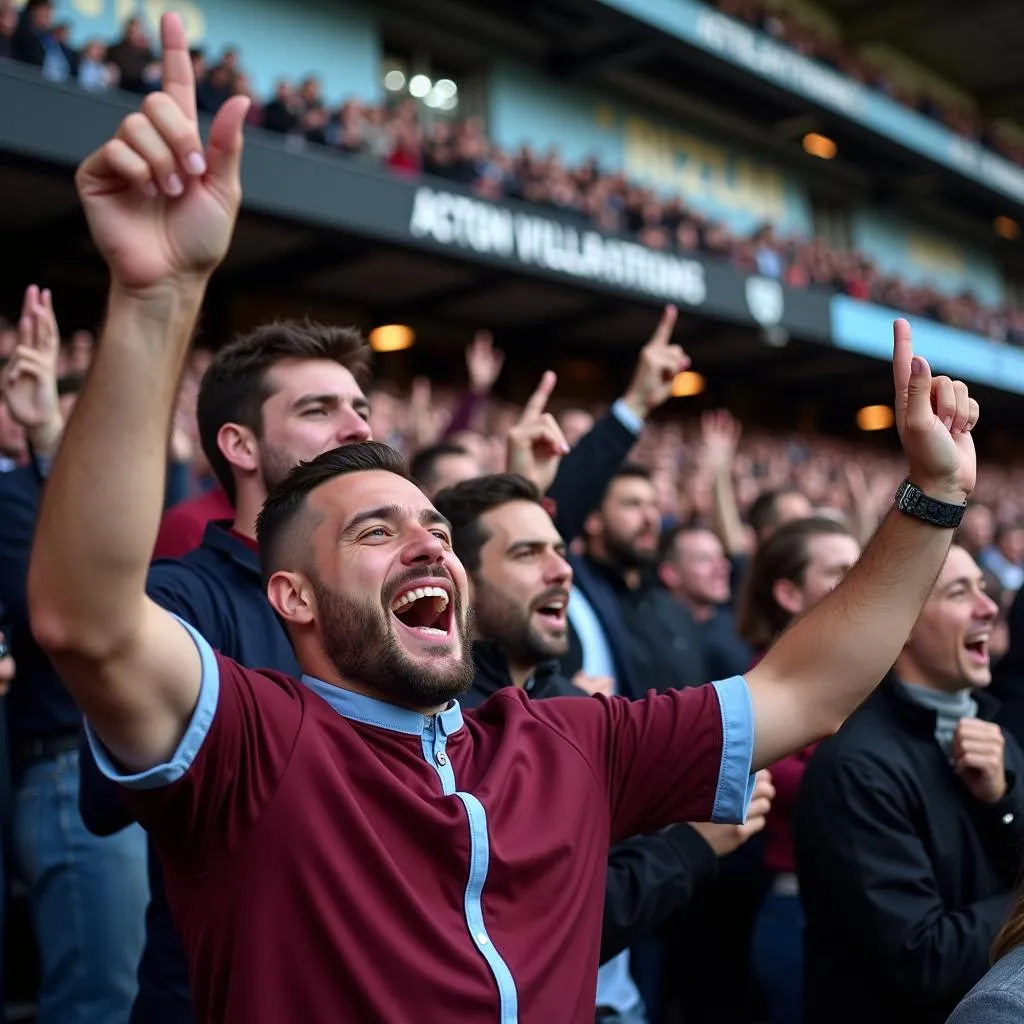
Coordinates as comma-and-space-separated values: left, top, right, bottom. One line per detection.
522, 370, 557, 420
159, 12, 198, 123
141, 92, 206, 179
647, 305, 678, 348
892, 318, 913, 427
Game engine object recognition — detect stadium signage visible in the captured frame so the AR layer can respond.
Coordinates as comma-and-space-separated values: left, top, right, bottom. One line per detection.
408, 186, 708, 307
593, 0, 1024, 207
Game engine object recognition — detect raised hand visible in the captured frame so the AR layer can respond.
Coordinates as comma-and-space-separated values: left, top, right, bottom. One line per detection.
621, 305, 690, 420
506, 370, 570, 495
466, 330, 505, 395
700, 409, 741, 475
891, 319, 977, 504
2, 285, 62, 443
74, 13, 250, 293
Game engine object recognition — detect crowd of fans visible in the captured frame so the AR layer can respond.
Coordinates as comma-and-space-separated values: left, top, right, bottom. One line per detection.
4, 0, 1024, 346
7, 9, 1024, 1024
716, 0, 1024, 170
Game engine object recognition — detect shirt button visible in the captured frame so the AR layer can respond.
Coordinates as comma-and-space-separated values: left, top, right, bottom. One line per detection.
1003, 812, 1015, 825
477, 932, 489, 945
435, 752, 448, 767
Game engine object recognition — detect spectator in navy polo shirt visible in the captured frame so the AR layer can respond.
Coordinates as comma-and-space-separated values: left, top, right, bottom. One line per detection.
30, 19, 982, 1021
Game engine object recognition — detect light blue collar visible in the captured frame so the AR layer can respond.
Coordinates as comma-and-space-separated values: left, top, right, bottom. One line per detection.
300, 675, 465, 737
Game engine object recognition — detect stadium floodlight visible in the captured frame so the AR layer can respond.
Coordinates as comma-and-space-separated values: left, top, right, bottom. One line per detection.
369, 324, 416, 352
994, 216, 1021, 241
802, 132, 837, 160
671, 370, 706, 397
383, 69, 406, 92
409, 74, 432, 98
433, 79, 458, 99
856, 405, 895, 431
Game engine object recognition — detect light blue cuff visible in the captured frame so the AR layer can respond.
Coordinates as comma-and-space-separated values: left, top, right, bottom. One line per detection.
710, 675, 756, 824
611, 398, 645, 436
84, 616, 221, 791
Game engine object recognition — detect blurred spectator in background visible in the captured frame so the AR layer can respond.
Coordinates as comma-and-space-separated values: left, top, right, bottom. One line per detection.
106, 15, 158, 94
740, 517, 862, 1024
0, 286, 148, 1024
77, 38, 117, 92
982, 522, 1024, 592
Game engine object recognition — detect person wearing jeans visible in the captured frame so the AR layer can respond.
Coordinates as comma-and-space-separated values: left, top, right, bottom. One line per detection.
13, 747, 148, 1024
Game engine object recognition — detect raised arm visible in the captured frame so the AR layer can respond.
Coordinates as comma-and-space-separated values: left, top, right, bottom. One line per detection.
746, 320, 978, 769
28, 13, 249, 774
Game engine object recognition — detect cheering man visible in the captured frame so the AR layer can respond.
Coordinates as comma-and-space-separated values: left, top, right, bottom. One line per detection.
30, 14, 980, 1024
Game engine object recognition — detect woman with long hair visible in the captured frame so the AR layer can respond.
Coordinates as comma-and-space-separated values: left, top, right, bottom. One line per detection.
739, 516, 862, 1024
946, 891, 1024, 1021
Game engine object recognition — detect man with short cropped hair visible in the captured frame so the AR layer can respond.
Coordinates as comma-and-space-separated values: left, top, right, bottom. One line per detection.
410, 441, 482, 498
32, 22, 982, 1021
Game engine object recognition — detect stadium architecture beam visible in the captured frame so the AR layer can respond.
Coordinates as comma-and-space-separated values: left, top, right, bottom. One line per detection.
548, 33, 660, 78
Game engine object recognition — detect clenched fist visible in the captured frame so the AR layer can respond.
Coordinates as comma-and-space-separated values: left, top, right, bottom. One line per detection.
953, 718, 1007, 804
74, 13, 250, 294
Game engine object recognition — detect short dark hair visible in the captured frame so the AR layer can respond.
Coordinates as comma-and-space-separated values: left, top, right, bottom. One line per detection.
410, 443, 470, 493
737, 516, 854, 651
659, 519, 715, 563
603, 462, 651, 499
197, 320, 372, 505
255, 441, 408, 584
433, 474, 543, 575
57, 374, 83, 397
748, 486, 805, 538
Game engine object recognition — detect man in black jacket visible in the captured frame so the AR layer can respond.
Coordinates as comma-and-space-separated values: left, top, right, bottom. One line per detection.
435, 473, 773, 1024
794, 544, 1024, 1024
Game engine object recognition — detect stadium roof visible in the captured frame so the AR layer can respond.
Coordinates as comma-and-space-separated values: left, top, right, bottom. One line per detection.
814, 0, 1024, 120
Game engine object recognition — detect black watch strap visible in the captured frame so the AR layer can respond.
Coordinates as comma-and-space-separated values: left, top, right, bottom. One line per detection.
894, 479, 966, 529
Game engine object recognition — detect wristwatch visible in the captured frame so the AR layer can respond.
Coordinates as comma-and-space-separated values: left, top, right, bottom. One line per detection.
894, 479, 966, 529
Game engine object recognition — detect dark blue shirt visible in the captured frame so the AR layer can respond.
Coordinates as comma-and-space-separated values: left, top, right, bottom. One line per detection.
79, 522, 300, 1024
701, 607, 754, 680
0, 465, 81, 742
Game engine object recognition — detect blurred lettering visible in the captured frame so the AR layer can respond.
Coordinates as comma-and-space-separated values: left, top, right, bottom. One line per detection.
624, 116, 786, 223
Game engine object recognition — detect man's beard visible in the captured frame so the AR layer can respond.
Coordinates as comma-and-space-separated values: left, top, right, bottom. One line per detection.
259, 443, 297, 492
473, 580, 569, 666
604, 528, 658, 571
310, 570, 476, 710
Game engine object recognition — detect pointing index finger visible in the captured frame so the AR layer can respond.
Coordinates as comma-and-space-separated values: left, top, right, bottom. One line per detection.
160, 12, 198, 122
523, 370, 557, 419
647, 305, 678, 348
892, 318, 913, 419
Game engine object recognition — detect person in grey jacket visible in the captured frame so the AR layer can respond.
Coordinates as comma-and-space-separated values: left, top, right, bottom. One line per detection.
948, 891, 1024, 1023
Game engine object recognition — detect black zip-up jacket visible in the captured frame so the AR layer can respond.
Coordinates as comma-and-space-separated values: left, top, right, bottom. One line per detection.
462, 641, 719, 964
794, 680, 1024, 1024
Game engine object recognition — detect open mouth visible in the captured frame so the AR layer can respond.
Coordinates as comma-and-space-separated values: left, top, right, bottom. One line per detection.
964, 634, 990, 665
534, 594, 568, 629
390, 583, 454, 643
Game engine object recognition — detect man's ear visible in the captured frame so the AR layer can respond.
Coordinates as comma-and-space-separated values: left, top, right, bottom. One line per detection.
267, 571, 316, 626
658, 561, 679, 590
217, 421, 259, 475
772, 578, 804, 618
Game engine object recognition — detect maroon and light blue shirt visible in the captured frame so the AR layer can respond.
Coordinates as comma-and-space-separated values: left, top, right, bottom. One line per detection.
87, 620, 755, 1023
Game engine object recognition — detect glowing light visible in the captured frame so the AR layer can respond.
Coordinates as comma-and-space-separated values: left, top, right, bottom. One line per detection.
369, 324, 415, 353
802, 132, 837, 160
383, 69, 406, 92
671, 371, 706, 397
409, 74, 432, 98
994, 215, 1021, 241
856, 405, 895, 431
